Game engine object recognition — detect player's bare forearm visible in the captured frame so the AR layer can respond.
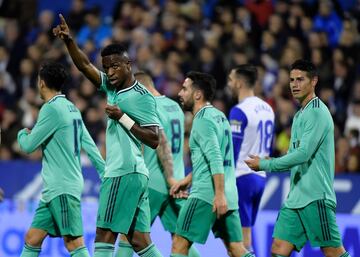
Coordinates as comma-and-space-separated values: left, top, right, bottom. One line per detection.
65, 39, 101, 86
212, 173, 225, 196
105, 104, 159, 148
184, 172, 192, 185
212, 173, 227, 217
156, 130, 174, 183
130, 125, 159, 149
53, 14, 101, 87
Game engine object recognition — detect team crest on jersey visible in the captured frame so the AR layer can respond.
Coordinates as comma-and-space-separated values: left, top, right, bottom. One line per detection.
231, 120, 242, 134
292, 140, 300, 149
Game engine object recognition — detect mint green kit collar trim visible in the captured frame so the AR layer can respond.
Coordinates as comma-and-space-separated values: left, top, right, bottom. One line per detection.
194, 104, 213, 118
48, 94, 65, 103
116, 80, 138, 95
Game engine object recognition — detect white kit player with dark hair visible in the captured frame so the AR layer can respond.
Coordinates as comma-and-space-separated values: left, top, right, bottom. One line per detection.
227, 64, 275, 253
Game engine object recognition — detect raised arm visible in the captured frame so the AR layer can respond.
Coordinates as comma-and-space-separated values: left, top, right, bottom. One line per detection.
53, 14, 101, 87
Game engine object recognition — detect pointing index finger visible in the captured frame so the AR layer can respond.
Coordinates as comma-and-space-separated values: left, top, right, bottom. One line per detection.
59, 14, 66, 24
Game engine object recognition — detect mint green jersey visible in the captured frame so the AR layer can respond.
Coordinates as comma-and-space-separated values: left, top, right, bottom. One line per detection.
260, 97, 336, 208
146, 96, 185, 194
17, 95, 105, 203
189, 105, 238, 210
99, 72, 160, 178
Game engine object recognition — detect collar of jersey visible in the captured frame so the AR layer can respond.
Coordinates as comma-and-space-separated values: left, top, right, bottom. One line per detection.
116, 80, 138, 95
48, 94, 65, 103
194, 104, 213, 118
301, 96, 318, 112
238, 95, 257, 104
155, 95, 166, 98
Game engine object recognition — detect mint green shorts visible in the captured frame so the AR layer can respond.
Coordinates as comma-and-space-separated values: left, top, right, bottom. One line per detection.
175, 197, 243, 244
31, 194, 83, 237
274, 199, 343, 251
97, 173, 151, 234
148, 188, 183, 233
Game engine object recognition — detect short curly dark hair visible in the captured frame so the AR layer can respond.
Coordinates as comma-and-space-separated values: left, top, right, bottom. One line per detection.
101, 43, 128, 58
290, 59, 318, 79
39, 61, 68, 91
186, 71, 217, 101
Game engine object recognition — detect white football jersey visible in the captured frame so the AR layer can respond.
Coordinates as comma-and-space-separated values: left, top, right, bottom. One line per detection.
229, 96, 275, 177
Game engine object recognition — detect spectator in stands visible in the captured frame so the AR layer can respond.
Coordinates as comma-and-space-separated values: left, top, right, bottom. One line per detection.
313, 0, 342, 48
77, 6, 112, 50
0, 0, 358, 172
67, 0, 87, 33
26, 9, 55, 45
345, 99, 360, 142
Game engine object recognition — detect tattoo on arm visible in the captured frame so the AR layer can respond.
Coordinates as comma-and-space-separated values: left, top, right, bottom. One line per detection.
156, 130, 174, 180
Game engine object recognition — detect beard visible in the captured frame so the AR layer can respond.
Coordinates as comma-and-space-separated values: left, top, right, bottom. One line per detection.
181, 98, 194, 112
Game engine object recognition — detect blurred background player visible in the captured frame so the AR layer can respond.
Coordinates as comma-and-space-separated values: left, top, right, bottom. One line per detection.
246, 59, 351, 257
17, 61, 105, 257
171, 71, 254, 257
116, 71, 200, 257
54, 14, 164, 257
227, 64, 275, 252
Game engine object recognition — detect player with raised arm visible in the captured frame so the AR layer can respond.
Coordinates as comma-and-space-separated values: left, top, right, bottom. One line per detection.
245, 59, 351, 257
170, 71, 255, 257
228, 64, 275, 252
115, 71, 200, 257
54, 15, 164, 257
17, 62, 105, 257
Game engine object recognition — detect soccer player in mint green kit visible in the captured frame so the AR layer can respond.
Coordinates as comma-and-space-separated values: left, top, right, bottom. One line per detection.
17, 62, 105, 257
170, 71, 254, 257
245, 59, 351, 257
54, 14, 164, 257
115, 71, 200, 257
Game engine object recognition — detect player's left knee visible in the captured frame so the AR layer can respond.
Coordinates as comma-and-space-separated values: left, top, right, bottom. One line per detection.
171, 235, 190, 254
63, 236, 84, 252
127, 231, 151, 252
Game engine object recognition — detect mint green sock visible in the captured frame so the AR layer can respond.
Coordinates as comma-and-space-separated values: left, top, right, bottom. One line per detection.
340, 252, 351, 257
271, 254, 287, 257
188, 245, 200, 257
170, 254, 188, 257
136, 243, 163, 257
94, 242, 115, 257
20, 244, 41, 257
70, 246, 90, 257
115, 240, 134, 257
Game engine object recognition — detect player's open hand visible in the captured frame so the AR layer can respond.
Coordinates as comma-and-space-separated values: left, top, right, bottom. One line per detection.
244, 154, 261, 171
53, 14, 71, 41
213, 193, 227, 218
105, 104, 124, 120
170, 178, 189, 198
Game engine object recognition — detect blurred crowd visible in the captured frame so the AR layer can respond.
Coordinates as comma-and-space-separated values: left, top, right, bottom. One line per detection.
0, 0, 360, 174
